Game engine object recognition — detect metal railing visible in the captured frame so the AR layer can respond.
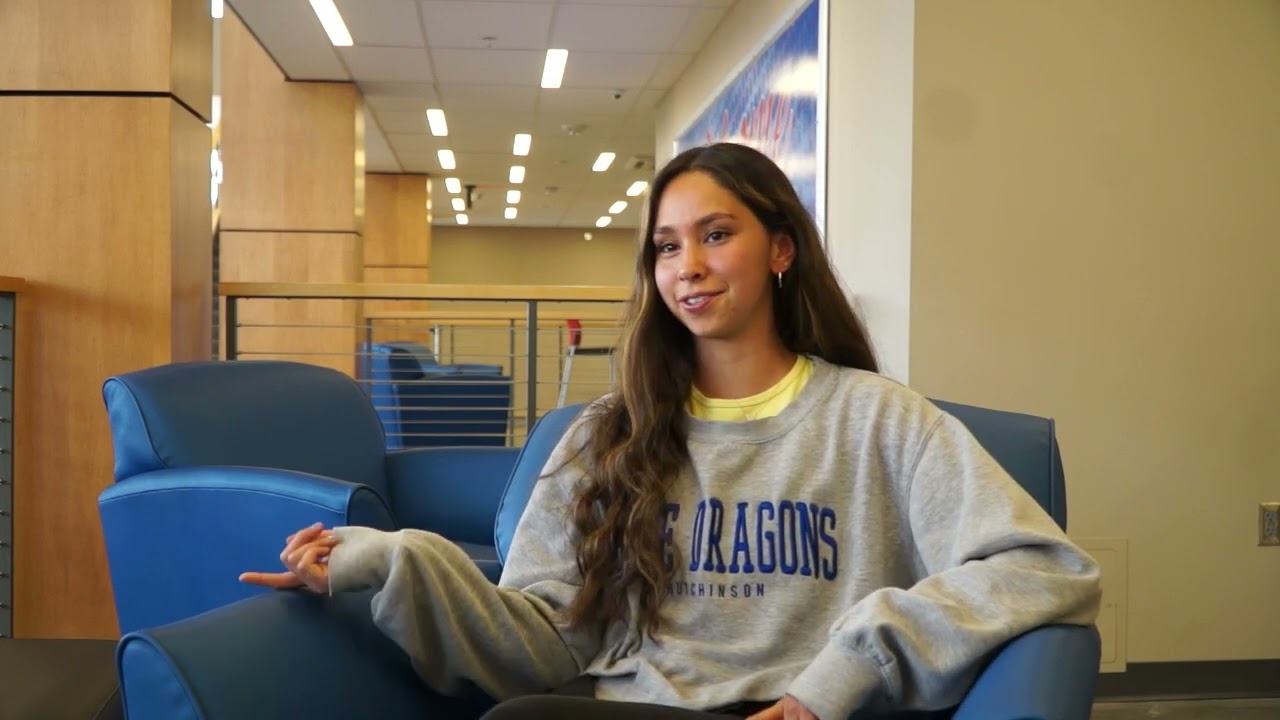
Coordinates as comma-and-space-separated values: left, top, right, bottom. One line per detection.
220, 282, 629, 448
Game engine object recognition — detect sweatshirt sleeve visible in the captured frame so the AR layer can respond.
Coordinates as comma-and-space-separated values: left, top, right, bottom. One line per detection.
786, 413, 1103, 719
326, 420, 601, 701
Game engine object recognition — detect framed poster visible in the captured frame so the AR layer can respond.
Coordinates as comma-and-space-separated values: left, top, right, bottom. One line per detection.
674, 0, 826, 235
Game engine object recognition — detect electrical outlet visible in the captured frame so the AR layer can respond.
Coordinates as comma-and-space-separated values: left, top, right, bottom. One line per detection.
1259, 503, 1280, 546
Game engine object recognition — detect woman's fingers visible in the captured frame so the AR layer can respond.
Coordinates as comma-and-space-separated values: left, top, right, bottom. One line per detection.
292, 544, 331, 593
239, 570, 304, 589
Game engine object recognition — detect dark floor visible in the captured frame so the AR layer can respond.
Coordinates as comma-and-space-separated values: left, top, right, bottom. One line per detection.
1091, 699, 1280, 719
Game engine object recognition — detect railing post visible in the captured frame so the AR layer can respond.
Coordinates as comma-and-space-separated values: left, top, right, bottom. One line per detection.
224, 296, 238, 360
525, 300, 538, 430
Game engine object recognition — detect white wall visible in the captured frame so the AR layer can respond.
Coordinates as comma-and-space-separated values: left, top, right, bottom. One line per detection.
656, 0, 915, 381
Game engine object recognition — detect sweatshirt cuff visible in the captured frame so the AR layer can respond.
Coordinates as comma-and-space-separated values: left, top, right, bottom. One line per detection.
327, 526, 399, 595
787, 642, 883, 720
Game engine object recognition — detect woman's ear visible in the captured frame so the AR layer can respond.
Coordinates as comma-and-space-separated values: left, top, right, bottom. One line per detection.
770, 233, 796, 273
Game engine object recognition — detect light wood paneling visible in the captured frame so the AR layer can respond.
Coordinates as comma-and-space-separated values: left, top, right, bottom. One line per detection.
0, 0, 212, 121
171, 102, 214, 360
0, 96, 211, 638
364, 174, 430, 267
219, 282, 628, 302
218, 9, 362, 232
362, 267, 430, 345
220, 233, 362, 377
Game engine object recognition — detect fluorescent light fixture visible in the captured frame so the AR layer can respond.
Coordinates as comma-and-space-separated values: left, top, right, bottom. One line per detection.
505, 207, 518, 220
444, 177, 461, 194
592, 152, 616, 172
608, 200, 627, 214
626, 181, 648, 197
456, 213, 469, 225
437, 149, 456, 170
308, 0, 353, 47
541, 49, 568, 89
211, 0, 224, 19
426, 109, 448, 137
451, 198, 466, 212
509, 166, 525, 183
506, 190, 521, 204
513, 133, 532, 156
595, 216, 612, 228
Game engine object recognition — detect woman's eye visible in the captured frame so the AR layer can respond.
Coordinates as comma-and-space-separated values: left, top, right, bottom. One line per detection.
707, 230, 728, 242
657, 242, 678, 254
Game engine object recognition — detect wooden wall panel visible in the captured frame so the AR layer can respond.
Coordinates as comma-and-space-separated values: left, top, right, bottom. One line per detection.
362, 267, 431, 346
0, 96, 209, 638
170, 102, 214, 360
221, 232, 362, 377
0, 0, 210, 120
364, 174, 430, 267
218, 10, 362, 232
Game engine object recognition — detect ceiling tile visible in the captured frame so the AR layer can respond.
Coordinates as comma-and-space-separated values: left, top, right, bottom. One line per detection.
231, 0, 349, 80
647, 54, 694, 89
371, 109, 431, 134
340, 46, 433, 83
561, 53, 663, 90
335, 0, 424, 47
364, 107, 403, 172
437, 84, 539, 114
670, 7, 729, 54
359, 81, 440, 107
420, 1, 554, 50
551, 4, 692, 54
538, 87, 636, 117
431, 48, 544, 85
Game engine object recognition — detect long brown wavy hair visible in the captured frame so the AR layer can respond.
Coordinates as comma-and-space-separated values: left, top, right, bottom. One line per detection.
564, 143, 879, 639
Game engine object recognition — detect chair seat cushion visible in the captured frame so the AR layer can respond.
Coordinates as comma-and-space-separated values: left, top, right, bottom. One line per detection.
456, 540, 502, 583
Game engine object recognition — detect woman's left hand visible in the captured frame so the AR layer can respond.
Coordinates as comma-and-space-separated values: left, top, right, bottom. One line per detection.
745, 695, 818, 720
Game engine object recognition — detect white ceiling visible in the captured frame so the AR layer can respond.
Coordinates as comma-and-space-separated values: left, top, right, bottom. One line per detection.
225, 0, 736, 229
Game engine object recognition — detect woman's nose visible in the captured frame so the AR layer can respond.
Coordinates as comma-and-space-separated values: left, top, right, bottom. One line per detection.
677, 244, 705, 281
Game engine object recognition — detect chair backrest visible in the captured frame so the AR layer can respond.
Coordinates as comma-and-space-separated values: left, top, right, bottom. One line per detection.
103, 361, 390, 499
491, 398, 1069, 564
494, 404, 585, 562
930, 399, 1068, 528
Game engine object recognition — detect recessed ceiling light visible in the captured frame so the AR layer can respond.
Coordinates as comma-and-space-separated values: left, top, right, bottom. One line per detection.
445, 177, 461, 194
456, 213, 469, 225
438, 150, 456, 170
509, 166, 525, 184
451, 198, 465, 212
505, 207, 518, 220
608, 200, 627, 214
308, 0, 353, 47
513, 133, 532, 156
507, 190, 521, 204
592, 152, 616, 172
596, 216, 612, 228
426, 109, 448, 137
626, 181, 648, 197
541, 49, 568, 89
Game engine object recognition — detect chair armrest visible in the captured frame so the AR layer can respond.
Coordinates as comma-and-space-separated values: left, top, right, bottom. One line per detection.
385, 447, 519, 545
98, 466, 396, 633
952, 624, 1101, 720
117, 590, 495, 720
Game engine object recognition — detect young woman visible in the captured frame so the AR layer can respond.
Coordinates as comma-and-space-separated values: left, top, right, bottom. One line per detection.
242, 143, 1102, 720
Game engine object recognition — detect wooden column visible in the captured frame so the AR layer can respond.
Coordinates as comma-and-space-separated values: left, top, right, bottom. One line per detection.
363, 174, 432, 345
217, 9, 364, 376
0, 0, 213, 638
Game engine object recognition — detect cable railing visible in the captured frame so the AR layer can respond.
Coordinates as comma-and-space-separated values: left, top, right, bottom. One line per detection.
0, 275, 23, 639
220, 282, 629, 448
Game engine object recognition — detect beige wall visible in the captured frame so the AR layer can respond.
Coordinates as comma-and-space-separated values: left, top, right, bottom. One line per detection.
912, 0, 1280, 663
430, 226, 636, 287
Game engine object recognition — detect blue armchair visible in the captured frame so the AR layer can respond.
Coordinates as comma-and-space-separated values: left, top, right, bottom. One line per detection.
98, 361, 1099, 720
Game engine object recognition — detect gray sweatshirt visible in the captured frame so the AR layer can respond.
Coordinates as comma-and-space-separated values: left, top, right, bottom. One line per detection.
328, 358, 1102, 719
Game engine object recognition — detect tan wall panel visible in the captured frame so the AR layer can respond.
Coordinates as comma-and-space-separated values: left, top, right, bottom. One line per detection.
0, 0, 211, 100
170, 0, 214, 122
221, 232, 362, 377
0, 96, 206, 638
170, 103, 214, 361
364, 174, 430, 267
912, 0, 1280, 661
430, 226, 635, 286
362, 266, 431, 346
218, 10, 362, 232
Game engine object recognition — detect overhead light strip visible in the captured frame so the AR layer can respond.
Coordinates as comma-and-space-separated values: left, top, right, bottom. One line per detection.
426, 109, 448, 137
541, 49, 568, 89
308, 0, 353, 47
